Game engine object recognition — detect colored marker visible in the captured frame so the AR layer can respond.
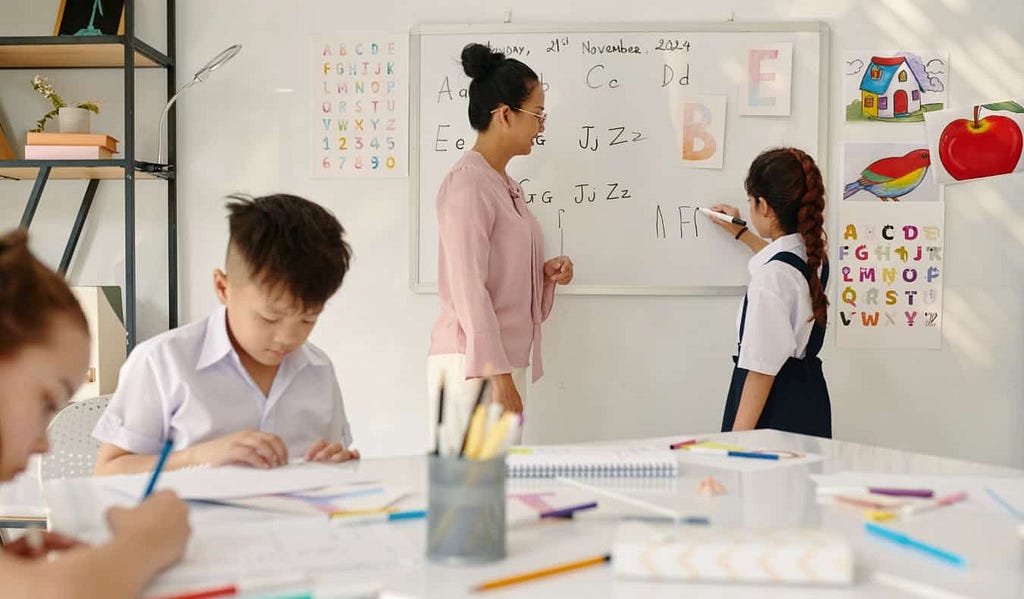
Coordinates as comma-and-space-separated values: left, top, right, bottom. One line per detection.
684, 447, 779, 460
864, 522, 965, 567
538, 501, 598, 519
816, 486, 933, 499
901, 492, 968, 517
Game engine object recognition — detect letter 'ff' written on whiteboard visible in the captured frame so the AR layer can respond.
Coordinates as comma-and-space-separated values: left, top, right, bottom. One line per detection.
412, 24, 827, 295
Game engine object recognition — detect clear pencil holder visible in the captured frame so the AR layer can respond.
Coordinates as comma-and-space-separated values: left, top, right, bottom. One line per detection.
426, 455, 506, 564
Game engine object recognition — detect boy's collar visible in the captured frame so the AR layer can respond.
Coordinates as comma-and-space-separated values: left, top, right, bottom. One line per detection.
196, 305, 234, 370
195, 306, 325, 371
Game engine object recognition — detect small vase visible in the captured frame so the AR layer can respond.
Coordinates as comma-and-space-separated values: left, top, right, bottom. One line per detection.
58, 107, 91, 134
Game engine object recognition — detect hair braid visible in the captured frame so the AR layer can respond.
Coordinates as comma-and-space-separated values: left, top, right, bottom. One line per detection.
787, 148, 828, 326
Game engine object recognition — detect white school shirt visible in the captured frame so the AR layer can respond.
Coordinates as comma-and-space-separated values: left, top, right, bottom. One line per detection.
736, 233, 817, 376
93, 306, 352, 458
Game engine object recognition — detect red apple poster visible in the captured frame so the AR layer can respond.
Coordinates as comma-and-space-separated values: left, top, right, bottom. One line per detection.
924, 99, 1024, 184
836, 202, 945, 349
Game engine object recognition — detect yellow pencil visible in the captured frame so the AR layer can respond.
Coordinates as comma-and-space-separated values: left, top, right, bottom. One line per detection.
471, 554, 610, 592
476, 412, 517, 460
461, 404, 488, 459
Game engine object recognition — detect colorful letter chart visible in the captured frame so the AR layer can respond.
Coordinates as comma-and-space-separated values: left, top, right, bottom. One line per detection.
836, 202, 945, 349
313, 34, 409, 178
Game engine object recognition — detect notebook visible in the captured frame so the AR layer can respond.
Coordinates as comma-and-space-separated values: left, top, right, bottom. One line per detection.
506, 446, 679, 478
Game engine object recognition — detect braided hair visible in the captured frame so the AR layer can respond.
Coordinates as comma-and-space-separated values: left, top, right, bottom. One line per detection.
744, 148, 828, 326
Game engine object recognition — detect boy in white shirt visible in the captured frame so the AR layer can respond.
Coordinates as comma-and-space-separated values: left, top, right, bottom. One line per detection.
93, 194, 359, 474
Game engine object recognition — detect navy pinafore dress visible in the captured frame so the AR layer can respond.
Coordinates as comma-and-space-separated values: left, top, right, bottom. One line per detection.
721, 251, 832, 438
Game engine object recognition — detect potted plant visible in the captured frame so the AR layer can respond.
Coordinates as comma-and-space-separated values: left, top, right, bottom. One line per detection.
30, 75, 100, 134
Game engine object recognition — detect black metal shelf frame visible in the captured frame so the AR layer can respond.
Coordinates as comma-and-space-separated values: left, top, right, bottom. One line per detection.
0, 0, 178, 351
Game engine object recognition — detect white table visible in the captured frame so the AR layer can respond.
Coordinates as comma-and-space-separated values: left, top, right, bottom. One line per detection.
20, 430, 1024, 597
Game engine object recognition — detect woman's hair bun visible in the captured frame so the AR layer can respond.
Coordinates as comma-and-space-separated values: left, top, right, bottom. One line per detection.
461, 43, 505, 80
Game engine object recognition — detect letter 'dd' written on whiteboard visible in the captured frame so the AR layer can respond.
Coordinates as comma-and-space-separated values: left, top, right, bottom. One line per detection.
412, 24, 827, 295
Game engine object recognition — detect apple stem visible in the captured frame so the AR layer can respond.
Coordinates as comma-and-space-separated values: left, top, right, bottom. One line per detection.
973, 105, 981, 128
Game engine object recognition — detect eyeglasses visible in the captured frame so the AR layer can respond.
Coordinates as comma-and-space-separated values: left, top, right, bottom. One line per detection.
490, 106, 548, 124
515, 107, 547, 124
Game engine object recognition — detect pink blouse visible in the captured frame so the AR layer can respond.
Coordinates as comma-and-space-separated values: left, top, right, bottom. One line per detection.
429, 151, 556, 382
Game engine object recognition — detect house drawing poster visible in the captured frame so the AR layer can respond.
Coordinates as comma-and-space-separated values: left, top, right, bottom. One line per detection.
312, 33, 409, 178
841, 142, 941, 203
836, 201, 945, 349
843, 51, 948, 122
738, 43, 792, 116
924, 99, 1024, 184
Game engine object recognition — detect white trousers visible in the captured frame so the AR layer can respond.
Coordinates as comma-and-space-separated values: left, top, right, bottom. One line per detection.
426, 353, 527, 455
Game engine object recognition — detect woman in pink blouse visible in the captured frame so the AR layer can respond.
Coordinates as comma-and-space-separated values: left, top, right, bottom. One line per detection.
428, 43, 573, 451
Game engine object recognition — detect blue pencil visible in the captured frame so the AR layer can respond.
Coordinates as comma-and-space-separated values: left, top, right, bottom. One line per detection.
142, 437, 174, 499
985, 487, 1024, 520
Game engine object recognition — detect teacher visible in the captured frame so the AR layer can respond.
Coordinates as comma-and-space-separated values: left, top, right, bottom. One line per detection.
427, 43, 573, 450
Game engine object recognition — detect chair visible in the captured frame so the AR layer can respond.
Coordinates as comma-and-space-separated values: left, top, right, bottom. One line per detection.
39, 395, 111, 480
0, 396, 109, 545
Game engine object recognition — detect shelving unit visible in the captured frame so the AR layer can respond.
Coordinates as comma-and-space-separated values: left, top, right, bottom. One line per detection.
0, 1, 178, 351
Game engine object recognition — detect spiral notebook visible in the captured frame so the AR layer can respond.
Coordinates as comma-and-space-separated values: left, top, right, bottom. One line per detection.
506, 446, 679, 478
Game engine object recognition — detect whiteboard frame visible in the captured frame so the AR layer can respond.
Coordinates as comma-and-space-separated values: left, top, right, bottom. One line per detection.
409, 21, 830, 296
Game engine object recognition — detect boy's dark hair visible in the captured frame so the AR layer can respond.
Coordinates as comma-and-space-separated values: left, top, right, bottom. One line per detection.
461, 43, 539, 131
226, 194, 351, 309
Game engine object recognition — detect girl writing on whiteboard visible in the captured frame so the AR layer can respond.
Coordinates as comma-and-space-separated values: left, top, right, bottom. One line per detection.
706, 148, 831, 437
0, 229, 190, 597
428, 43, 573, 450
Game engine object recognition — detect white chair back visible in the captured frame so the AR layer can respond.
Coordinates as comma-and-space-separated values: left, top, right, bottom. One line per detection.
39, 395, 110, 480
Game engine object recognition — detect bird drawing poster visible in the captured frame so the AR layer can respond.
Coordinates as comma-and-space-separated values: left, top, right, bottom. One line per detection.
836, 151, 945, 349
843, 51, 948, 123
924, 99, 1024, 184
841, 142, 941, 203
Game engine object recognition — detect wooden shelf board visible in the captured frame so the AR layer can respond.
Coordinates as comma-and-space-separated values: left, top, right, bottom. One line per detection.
0, 39, 166, 68
0, 165, 159, 180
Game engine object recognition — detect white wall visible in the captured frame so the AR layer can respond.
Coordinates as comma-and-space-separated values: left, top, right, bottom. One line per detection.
3, 0, 1024, 466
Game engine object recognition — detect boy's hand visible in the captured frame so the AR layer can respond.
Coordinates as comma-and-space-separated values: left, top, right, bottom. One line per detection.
2, 530, 82, 559
107, 490, 190, 570
304, 440, 360, 463
187, 429, 288, 468
544, 256, 574, 285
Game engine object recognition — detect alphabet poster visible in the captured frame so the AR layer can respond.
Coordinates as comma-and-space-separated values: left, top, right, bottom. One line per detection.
313, 33, 409, 178
836, 201, 945, 349
676, 95, 727, 169
738, 42, 792, 116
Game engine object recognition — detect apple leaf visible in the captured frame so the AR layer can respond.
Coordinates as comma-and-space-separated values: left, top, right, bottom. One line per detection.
982, 101, 1024, 113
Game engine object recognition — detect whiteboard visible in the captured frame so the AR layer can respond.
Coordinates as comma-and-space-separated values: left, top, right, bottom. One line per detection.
411, 22, 829, 295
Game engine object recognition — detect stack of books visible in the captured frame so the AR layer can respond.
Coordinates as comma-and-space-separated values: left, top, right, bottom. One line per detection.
24, 132, 119, 159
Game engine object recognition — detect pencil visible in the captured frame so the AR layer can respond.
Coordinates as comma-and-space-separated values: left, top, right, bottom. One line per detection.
459, 379, 489, 458
433, 375, 446, 456
471, 553, 610, 592
143, 437, 174, 499
556, 477, 693, 522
